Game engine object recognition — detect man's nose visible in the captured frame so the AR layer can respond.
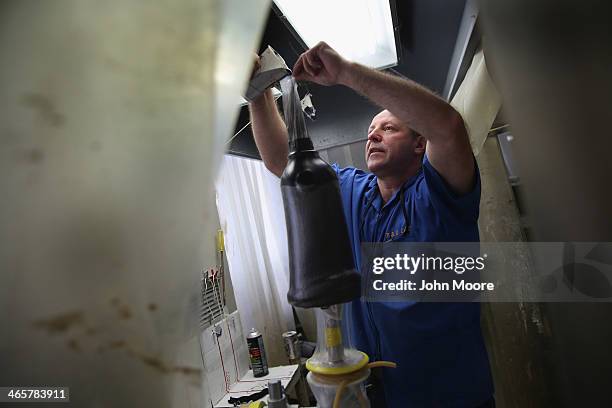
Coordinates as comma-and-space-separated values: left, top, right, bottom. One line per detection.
368, 129, 383, 142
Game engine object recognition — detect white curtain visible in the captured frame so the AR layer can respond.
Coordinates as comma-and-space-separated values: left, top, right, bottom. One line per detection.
215, 154, 293, 366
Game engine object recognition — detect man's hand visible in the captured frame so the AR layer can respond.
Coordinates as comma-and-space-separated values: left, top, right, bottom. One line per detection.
248, 52, 289, 177
248, 53, 266, 103
292, 42, 350, 86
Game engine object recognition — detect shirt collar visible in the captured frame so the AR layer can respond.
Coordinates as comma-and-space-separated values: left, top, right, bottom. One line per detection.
364, 167, 423, 212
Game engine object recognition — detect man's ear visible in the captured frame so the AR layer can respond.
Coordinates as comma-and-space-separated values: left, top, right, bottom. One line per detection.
414, 135, 426, 155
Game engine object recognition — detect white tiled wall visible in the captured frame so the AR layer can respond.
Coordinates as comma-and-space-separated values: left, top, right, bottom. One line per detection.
201, 311, 250, 405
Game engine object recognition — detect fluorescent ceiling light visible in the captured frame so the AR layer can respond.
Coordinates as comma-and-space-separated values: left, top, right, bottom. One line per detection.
274, 0, 398, 69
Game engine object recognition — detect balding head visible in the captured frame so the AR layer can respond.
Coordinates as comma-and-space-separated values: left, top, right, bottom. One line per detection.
365, 110, 425, 178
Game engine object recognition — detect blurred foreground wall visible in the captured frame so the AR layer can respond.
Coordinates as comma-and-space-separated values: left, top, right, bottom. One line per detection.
0, 1, 269, 406
479, 1, 612, 406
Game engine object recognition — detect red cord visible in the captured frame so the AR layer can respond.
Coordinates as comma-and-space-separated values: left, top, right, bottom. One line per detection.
215, 331, 230, 392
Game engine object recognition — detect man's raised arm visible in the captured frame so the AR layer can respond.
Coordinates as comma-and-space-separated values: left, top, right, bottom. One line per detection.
293, 42, 475, 194
249, 89, 289, 178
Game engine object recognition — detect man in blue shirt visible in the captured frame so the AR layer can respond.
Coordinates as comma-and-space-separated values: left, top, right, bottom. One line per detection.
249, 42, 494, 407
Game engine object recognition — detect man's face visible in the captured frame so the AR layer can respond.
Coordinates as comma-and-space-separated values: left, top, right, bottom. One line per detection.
365, 110, 423, 176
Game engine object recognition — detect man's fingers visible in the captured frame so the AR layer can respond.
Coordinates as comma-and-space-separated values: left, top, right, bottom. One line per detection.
295, 69, 314, 82
293, 55, 310, 78
293, 46, 329, 82
292, 56, 312, 81
304, 51, 322, 71
301, 55, 317, 77
295, 51, 317, 77
292, 41, 342, 86
293, 55, 304, 76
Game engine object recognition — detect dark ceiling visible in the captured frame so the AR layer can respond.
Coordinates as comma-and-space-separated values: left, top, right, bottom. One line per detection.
229, 0, 469, 159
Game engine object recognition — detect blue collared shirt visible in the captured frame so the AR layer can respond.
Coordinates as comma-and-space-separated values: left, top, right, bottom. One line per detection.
333, 155, 494, 407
